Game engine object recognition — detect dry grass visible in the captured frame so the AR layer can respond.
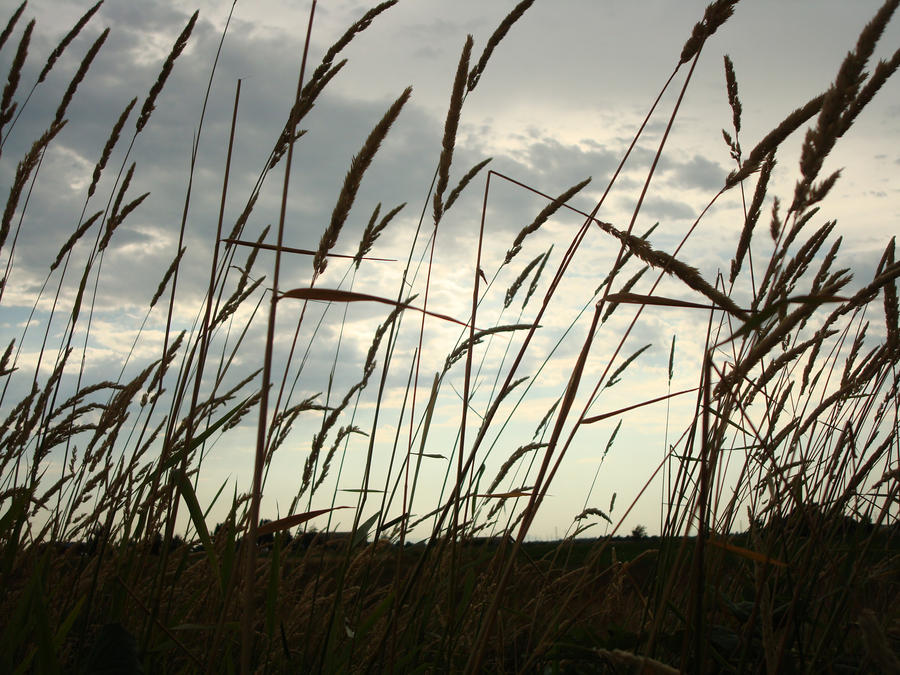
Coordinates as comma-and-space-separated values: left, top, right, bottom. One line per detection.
1, 1, 898, 673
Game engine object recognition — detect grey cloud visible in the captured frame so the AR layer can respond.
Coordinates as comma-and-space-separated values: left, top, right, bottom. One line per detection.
2, 2, 459, 306
660, 154, 727, 192
412, 44, 442, 61
617, 195, 696, 221
405, 17, 472, 45
505, 135, 619, 182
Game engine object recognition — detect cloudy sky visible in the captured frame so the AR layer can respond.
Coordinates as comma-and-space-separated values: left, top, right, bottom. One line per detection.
2, 0, 899, 539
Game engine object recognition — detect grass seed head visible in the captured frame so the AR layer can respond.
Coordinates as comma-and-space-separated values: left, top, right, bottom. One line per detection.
136, 11, 197, 134
316, 87, 411, 275
38, 1, 103, 84
0, 2, 27, 53
433, 35, 473, 225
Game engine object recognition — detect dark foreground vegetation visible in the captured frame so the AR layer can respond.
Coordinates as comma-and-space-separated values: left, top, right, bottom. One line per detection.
10, 516, 899, 673
1, 0, 899, 672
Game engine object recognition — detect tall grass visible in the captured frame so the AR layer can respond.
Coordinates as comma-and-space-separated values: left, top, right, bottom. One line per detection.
1, 0, 898, 672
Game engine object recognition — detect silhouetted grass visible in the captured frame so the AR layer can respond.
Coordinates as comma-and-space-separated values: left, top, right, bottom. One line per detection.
1, 1, 898, 673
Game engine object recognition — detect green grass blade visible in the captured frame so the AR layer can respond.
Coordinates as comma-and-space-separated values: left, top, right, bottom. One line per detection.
176, 469, 221, 593
154, 395, 253, 478
353, 511, 380, 548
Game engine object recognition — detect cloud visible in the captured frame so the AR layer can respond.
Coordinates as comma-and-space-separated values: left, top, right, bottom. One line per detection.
501, 135, 619, 181
616, 195, 696, 221
661, 154, 727, 192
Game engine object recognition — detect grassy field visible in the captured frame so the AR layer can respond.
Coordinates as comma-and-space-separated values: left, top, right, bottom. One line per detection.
1, 0, 899, 672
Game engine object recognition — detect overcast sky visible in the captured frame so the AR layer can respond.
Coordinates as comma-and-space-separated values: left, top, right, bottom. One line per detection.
2, 0, 899, 539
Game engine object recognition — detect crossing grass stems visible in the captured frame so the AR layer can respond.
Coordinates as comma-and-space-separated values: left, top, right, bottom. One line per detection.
0, 0, 898, 672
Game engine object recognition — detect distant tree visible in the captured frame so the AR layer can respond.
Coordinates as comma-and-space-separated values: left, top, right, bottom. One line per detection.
291, 530, 317, 551
257, 519, 274, 547
148, 532, 184, 554
631, 524, 647, 540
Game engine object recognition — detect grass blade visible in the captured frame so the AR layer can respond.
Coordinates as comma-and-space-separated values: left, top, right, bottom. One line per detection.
280, 288, 472, 327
